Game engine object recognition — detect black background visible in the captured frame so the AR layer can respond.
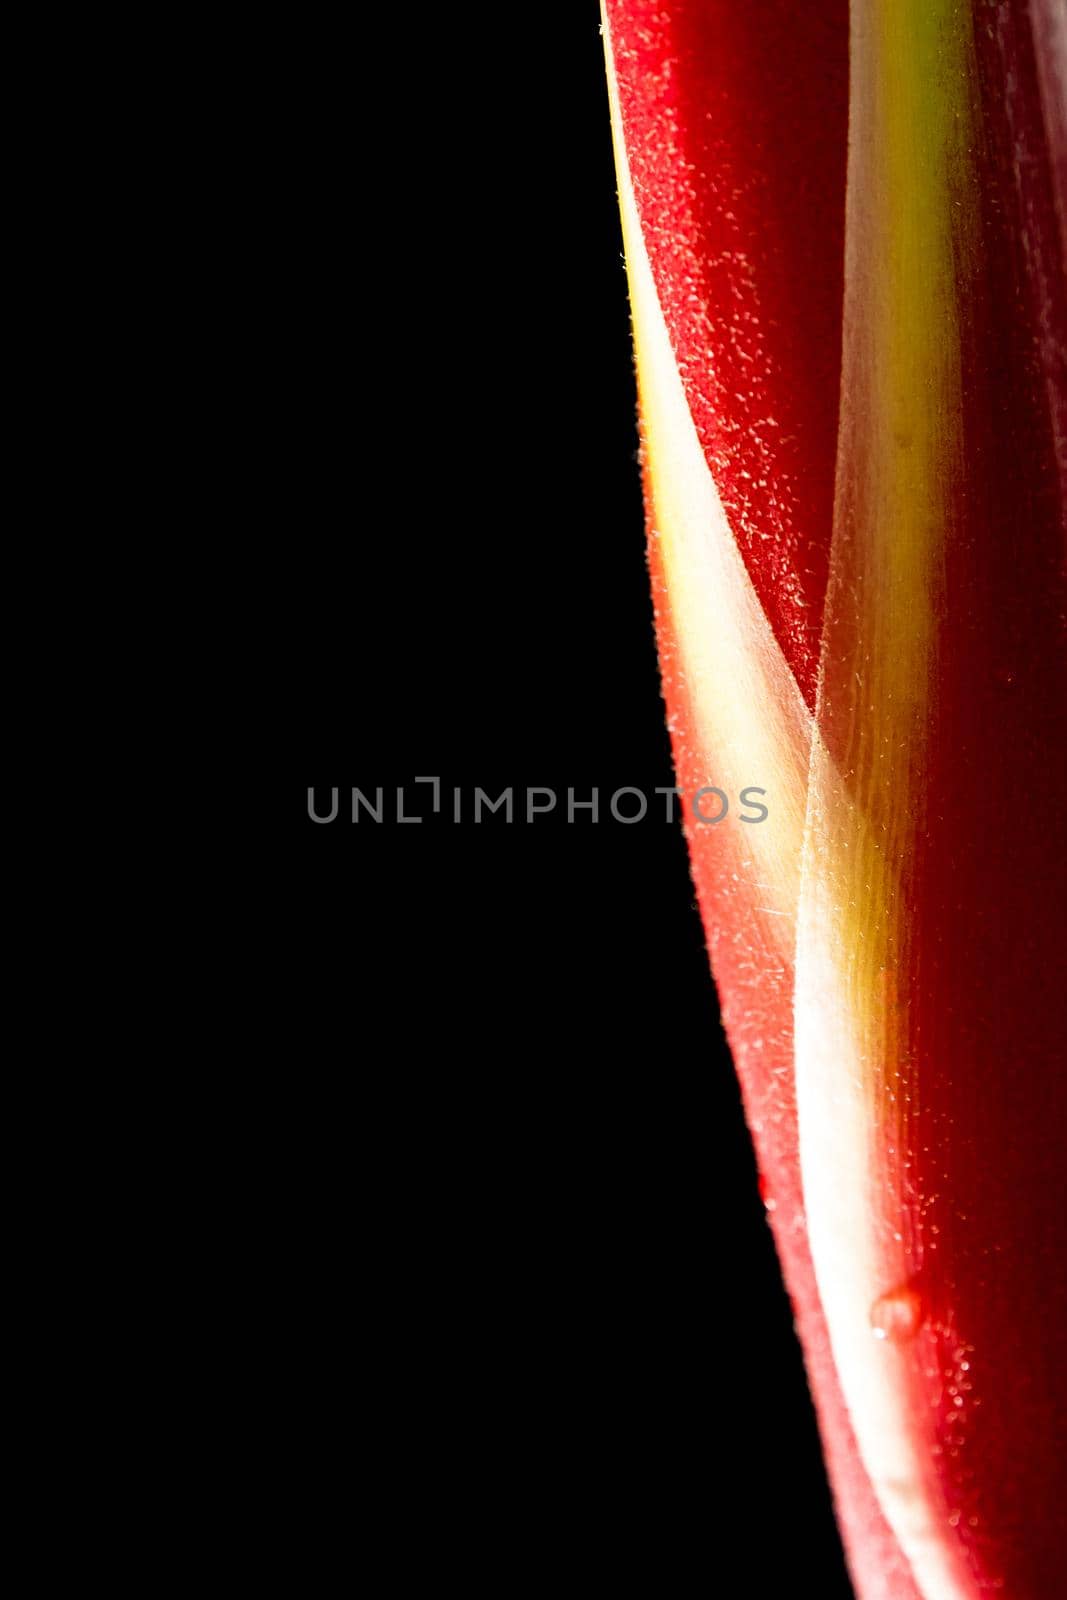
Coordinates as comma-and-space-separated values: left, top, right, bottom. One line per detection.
263, 6, 853, 1591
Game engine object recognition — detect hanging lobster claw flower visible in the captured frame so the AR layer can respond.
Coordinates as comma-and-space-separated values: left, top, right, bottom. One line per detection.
603, 3, 1067, 1596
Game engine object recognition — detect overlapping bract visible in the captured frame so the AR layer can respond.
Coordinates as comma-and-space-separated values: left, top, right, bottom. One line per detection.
604, 4, 1067, 1595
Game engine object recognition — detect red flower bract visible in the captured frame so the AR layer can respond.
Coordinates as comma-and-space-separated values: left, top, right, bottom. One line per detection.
607, 2, 849, 706
604, 3, 1067, 1596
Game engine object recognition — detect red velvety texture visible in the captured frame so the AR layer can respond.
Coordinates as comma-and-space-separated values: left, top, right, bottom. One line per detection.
608, 0, 849, 709
610, 2, 1067, 1595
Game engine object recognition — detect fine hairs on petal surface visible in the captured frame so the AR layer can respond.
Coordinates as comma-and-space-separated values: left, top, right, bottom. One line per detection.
604, 3, 1067, 1596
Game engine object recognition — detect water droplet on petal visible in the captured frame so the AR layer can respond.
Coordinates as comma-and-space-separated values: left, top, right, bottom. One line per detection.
870, 1283, 924, 1342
